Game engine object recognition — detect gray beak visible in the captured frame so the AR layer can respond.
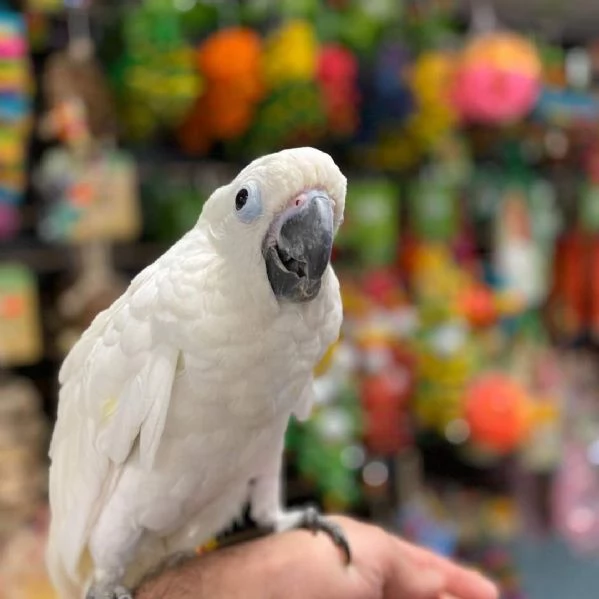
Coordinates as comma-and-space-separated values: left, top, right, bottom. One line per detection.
263, 190, 334, 303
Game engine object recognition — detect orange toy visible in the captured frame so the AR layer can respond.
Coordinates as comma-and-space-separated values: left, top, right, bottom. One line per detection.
464, 373, 532, 454
459, 283, 498, 328
178, 28, 264, 154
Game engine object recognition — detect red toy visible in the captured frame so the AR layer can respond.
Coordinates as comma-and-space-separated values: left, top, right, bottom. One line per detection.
317, 44, 360, 137
465, 373, 531, 454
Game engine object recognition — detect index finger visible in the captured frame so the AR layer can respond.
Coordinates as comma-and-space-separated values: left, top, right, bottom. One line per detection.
395, 538, 499, 599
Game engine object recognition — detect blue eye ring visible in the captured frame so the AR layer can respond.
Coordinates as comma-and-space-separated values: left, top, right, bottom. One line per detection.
235, 180, 262, 223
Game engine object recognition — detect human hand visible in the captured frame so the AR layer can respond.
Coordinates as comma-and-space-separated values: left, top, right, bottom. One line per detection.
135, 515, 499, 599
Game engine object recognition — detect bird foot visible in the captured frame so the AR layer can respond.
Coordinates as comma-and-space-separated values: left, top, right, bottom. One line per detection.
278, 506, 352, 564
86, 583, 132, 599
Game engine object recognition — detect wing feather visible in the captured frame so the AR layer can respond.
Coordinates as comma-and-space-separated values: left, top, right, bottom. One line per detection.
47, 235, 202, 598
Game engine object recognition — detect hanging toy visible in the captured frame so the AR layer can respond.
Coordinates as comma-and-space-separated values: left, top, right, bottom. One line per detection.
406, 50, 458, 152
464, 373, 532, 455
241, 79, 326, 157
0, 265, 43, 368
409, 244, 481, 437
357, 39, 413, 159
0, 8, 34, 241
360, 343, 414, 456
114, 0, 201, 141
232, 19, 329, 157
36, 4, 142, 245
408, 169, 459, 244
37, 1, 116, 151
334, 178, 400, 269
41, 48, 118, 150
177, 27, 263, 155
36, 146, 142, 244
450, 31, 542, 124
372, 40, 414, 127
414, 325, 478, 436
262, 19, 318, 88
316, 43, 360, 138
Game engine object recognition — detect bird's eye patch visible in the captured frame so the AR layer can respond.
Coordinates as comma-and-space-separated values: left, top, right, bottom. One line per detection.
235, 181, 262, 223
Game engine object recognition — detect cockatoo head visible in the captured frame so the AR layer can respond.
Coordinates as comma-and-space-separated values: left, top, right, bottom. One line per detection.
199, 147, 346, 303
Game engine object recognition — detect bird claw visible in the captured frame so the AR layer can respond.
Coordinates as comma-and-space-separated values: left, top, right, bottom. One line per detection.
86, 584, 132, 599
297, 506, 352, 565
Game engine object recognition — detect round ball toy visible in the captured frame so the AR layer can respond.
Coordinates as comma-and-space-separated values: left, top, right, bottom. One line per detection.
450, 32, 542, 124
464, 373, 532, 454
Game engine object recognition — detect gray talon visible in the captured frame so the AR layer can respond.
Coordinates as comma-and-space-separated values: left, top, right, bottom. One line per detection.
86, 584, 133, 599
114, 586, 133, 599
298, 507, 352, 564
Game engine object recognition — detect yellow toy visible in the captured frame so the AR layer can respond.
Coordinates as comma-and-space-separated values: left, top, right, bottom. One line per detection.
262, 20, 318, 89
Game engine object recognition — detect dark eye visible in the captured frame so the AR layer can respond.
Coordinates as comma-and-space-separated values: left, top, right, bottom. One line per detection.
235, 188, 249, 211
234, 181, 262, 223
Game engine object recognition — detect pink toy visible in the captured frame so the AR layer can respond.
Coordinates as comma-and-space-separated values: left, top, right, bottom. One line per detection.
0, 37, 26, 58
450, 32, 541, 124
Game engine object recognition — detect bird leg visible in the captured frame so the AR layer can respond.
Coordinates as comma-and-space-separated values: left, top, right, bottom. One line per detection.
271, 504, 352, 564
250, 453, 352, 564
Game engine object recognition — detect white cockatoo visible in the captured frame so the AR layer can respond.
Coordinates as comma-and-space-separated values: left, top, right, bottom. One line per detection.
47, 147, 348, 599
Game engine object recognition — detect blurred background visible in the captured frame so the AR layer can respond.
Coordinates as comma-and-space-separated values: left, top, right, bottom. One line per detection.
2, 0, 599, 597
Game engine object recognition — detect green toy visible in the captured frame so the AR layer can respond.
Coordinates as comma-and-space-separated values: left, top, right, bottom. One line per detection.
335, 178, 400, 267
112, 1, 202, 141
409, 170, 458, 243
236, 80, 327, 158
294, 383, 364, 509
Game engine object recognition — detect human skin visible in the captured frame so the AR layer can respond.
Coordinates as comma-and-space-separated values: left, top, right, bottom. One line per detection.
135, 516, 499, 599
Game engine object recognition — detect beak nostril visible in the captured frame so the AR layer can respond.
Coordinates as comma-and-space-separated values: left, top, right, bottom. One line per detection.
294, 195, 306, 207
